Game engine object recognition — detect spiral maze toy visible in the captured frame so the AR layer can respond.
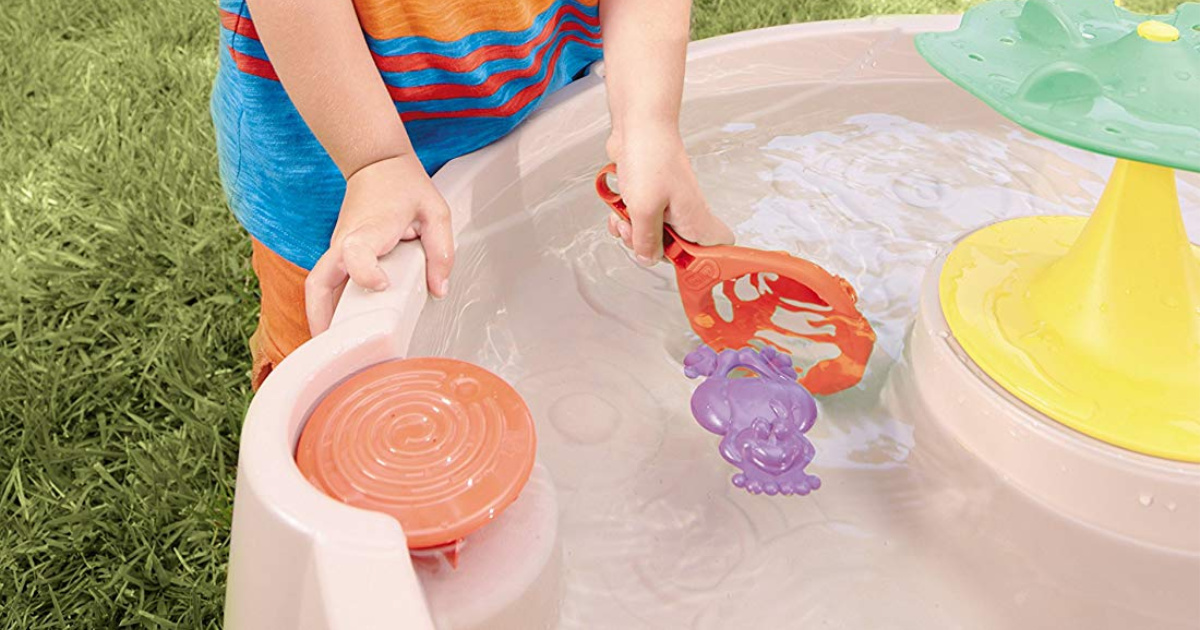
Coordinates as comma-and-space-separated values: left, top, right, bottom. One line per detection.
296, 358, 536, 567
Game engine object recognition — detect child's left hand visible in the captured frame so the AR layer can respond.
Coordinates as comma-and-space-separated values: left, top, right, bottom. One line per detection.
605, 127, 734, 266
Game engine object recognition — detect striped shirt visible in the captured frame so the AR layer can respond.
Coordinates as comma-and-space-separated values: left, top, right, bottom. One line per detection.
212, 0, 603, 269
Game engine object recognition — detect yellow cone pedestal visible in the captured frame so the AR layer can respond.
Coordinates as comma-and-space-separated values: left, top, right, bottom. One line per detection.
940, 159, 1200, 463
900, 157, 1200, 562
903, 249, 1200, 556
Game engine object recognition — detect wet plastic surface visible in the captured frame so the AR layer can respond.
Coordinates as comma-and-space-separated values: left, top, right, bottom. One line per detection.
916, 0, 1200, 173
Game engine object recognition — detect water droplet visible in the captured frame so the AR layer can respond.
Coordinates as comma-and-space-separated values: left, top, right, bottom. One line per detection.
1177, 71, 1192, 81
938, 331, 950, 339
1166, 502, 1177, 512
1138, 493, 1154, 507
1000, 36, 1016, 45
1163, 295, 1180, 308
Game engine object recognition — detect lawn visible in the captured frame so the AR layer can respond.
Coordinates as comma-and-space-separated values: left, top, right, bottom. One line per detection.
0, 0, 1181, 627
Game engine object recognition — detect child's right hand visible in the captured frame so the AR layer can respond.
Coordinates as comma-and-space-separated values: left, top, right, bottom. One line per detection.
305, 154, 454, 336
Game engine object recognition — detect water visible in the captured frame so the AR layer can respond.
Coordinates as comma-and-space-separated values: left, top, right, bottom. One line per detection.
409, 79, 1200, 628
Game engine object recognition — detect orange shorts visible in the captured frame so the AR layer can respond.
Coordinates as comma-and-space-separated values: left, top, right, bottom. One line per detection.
249, 239, 313, 390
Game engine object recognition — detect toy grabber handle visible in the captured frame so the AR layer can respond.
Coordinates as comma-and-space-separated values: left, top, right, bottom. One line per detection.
594, 163, 629, 221
595, 163, 686, 258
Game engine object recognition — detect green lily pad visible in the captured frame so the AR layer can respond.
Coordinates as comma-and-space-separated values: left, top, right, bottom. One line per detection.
916, 0, 1200, 173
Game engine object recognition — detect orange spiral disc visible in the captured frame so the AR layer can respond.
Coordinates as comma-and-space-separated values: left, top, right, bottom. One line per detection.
295, 358, 537, 549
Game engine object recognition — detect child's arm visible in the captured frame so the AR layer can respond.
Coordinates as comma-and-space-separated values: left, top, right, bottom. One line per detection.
246, 0, 454, 335
600, 0, 734, 265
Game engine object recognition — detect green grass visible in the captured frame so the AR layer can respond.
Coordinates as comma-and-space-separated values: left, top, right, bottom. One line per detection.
0, 1, 251, 627
692, 0, 979, 37
0, 0, 1181, 627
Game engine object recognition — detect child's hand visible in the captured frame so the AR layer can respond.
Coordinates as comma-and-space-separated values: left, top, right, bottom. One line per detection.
305, 155, 454, 335
605, 128, 734, 265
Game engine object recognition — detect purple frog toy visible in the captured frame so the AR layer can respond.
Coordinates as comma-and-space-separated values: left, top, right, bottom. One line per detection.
685, 345, 821, 496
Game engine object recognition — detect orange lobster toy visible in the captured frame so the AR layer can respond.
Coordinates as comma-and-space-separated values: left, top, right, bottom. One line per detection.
595, 164, 876, 395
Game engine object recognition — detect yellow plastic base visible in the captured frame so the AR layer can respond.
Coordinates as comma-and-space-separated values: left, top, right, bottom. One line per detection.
941, 159, 1200, 463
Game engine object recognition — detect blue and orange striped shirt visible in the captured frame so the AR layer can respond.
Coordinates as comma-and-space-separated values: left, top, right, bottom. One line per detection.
212, 0, 603, 269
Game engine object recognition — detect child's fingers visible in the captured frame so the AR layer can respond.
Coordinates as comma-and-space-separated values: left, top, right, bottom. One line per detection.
617, 220, 633, 249
606, 214, 622, 239
628, 202, 664, 266
608, 213, 633, 248
305, 251, 349, 336
418, 202, 455, 299
341, 230, 391, 291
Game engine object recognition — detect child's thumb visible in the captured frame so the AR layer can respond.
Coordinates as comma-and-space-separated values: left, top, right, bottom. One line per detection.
695, 214, 736, 247
673, 210, 736, 247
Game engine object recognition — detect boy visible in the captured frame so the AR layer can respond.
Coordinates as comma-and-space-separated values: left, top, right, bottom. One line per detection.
213, 0, 734, 388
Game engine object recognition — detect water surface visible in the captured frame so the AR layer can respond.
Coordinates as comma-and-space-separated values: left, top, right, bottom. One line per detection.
410, 77, 1200, 629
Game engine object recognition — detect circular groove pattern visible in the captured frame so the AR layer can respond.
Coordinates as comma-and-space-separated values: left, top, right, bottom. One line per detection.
296, 358, 537, 549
